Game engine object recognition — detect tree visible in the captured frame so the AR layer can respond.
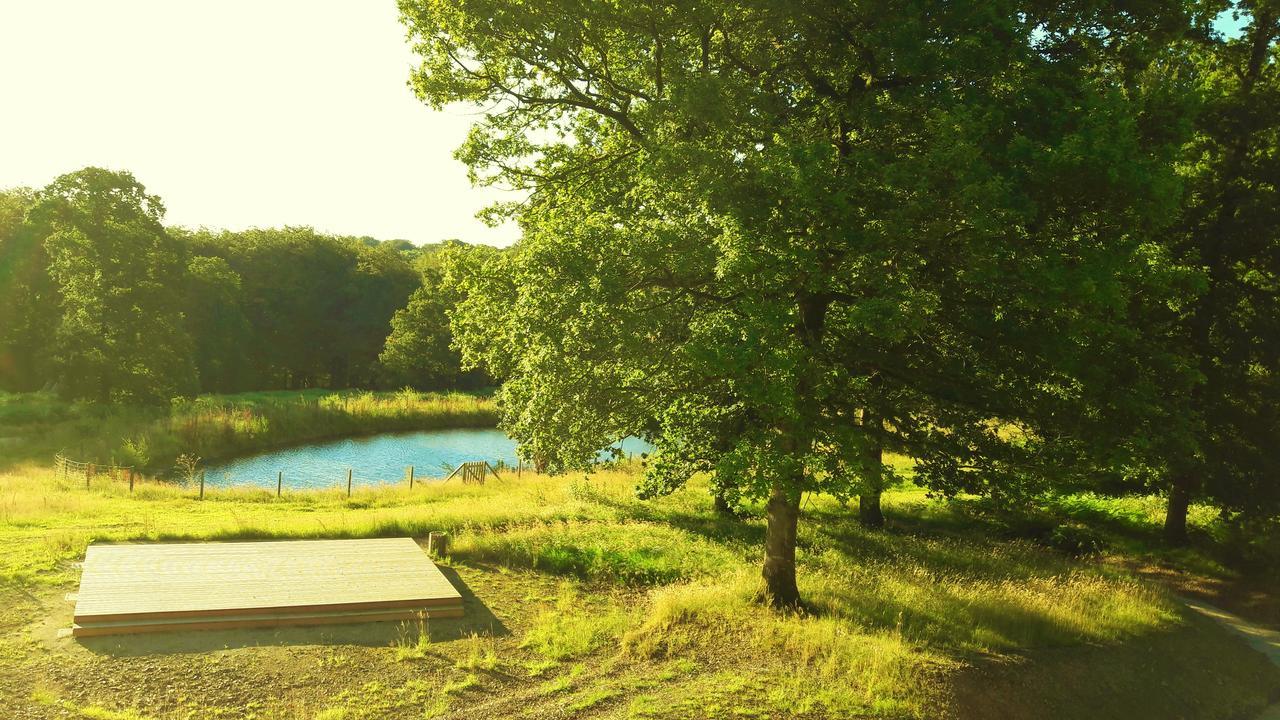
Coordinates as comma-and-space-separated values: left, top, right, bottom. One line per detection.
379, 267, 462, 389
0, 186, 55, 392
184, 227, 416, 390
1145, 6, 1280, 543
408, 1, 1191, 606
341, 241, 421, 387
182, 254, 253, 392
26, 168, 196, 403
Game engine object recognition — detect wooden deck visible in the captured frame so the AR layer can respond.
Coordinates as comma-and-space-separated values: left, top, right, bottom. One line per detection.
73, 538, 462, 637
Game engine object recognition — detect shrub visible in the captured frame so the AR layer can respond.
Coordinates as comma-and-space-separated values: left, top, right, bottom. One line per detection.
1047, 524, 1108, 556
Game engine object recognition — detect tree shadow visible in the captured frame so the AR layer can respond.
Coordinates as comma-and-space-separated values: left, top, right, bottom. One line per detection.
76, 566, 508, 657
660, 509, 766, 549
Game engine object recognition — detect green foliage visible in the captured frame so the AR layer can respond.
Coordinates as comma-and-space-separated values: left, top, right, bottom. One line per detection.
1047, 524, 1110, 557
0, 186, 52, 393
182, 255, 252, 392
378, 253, 475, 389
407, 0, 1197, 603
1110, 8, 1280, 534
28, 168, 196, 403
180, 225, 423, 391
1, 172, 467, 400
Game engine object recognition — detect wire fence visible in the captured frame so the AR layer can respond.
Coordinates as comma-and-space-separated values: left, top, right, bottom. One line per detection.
54, 453, 136, 488
52, 453, 523, 498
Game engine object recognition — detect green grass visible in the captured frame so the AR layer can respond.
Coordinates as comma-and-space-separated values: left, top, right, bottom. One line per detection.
0, 461, 1276, 719
440, 673, 480, 695
520, 585, 630, 660
0, 388, 496, 473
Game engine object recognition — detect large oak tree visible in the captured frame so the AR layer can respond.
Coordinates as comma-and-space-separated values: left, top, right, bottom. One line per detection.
405, 0, 1193, 606
1143, 5, 1280, 543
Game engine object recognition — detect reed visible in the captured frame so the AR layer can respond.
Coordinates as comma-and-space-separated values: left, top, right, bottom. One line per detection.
0, 389, 496, 473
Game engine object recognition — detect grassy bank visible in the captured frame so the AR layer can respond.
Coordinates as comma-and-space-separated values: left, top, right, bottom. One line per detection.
0, 463, 1275, 719
0, 389, 497, 473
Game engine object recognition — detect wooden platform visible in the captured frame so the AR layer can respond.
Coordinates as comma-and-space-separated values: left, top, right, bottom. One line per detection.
73, 538, 462, 637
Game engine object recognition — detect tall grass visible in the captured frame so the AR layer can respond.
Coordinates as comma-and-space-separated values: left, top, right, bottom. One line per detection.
0, 389, 496, 472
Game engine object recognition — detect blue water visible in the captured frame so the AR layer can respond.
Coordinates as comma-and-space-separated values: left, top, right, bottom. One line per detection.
203, 429, 652, 490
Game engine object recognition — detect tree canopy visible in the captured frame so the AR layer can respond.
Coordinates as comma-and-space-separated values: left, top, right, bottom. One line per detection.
0, 169, 471, 401
406, 0, 1210, 605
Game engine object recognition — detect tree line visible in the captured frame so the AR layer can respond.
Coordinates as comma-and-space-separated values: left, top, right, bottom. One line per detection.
0, 167, 479, 403
400, 0, 1280, 606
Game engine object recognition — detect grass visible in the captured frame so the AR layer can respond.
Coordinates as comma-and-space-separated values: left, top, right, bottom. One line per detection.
521, 585, 630, 660
0, 457, 1276, 718
440, 673, 480, 695
455, 633, 500, 671
393, 615, 432, 662
0, 388, 497, 473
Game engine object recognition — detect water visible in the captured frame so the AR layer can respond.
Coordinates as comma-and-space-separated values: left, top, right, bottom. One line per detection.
203, 428, 653, 490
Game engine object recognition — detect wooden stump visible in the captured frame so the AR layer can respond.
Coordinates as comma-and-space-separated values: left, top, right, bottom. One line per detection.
427, 532, 450, 558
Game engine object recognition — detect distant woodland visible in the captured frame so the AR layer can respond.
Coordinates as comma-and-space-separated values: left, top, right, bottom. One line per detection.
0, 167, 488, 402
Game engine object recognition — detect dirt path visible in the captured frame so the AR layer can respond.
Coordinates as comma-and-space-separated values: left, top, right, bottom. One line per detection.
1183, 597, 1280, 720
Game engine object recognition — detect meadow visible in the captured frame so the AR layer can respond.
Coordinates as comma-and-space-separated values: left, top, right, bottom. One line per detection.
1, 460, 1276, 719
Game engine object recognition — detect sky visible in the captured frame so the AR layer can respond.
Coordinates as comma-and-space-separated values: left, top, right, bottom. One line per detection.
0, 1, 520, 246
0, 4, 1251, 247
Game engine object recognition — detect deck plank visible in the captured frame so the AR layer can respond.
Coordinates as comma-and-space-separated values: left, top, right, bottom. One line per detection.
74, 538, 462, 626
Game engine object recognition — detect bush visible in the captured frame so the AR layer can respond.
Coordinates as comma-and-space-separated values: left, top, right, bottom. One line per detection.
1047, 524, 1108, 557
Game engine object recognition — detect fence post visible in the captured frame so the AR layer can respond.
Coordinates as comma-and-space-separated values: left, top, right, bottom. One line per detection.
427, 531, 450, 558
199, 471, 205, 500
347, 468, 353, 498
128, 470, 135, 493
277, 471, 283, 498
408, 465, 414, 489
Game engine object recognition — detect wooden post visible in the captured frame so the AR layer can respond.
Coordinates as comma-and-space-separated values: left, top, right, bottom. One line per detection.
408, 465, 415, 489
518, 459, 523, 480
199, 471, 205, 500
128, 470, 134, 493
347, 468, 353, 497
427, 531, 450, 558
277, 471, 283, 498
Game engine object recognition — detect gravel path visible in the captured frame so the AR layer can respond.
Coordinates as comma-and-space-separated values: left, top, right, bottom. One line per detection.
1183, 597, 1280, 720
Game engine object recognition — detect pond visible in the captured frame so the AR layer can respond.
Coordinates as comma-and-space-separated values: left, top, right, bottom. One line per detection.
203, 428, 652, 491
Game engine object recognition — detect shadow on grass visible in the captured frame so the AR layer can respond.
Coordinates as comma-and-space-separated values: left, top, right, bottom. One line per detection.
660, 510, 766, 550
77, 566, 508, 657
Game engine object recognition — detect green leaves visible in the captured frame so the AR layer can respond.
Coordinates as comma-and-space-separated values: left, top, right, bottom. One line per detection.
30, 168, 195, 404
416, 0, 1198, 512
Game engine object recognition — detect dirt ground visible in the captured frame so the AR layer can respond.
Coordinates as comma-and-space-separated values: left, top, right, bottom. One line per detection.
3, 566, 613, 719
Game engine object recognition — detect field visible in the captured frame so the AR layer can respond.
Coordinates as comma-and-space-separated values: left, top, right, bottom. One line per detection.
1, 459, 1277, 719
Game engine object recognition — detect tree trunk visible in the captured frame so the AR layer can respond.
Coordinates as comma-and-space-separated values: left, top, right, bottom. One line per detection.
859, 412, 885, 528
859, 490, 884, 528
860, 425, 880, 527
762, 482, 801, 609
1164, 472, 1193, 546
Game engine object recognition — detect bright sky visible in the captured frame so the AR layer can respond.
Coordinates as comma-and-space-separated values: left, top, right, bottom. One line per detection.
0, 3, 1251, 248
0, 1, 519, 246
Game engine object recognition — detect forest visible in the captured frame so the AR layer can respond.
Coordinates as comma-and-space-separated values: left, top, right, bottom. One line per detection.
0, 169, 478, 401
